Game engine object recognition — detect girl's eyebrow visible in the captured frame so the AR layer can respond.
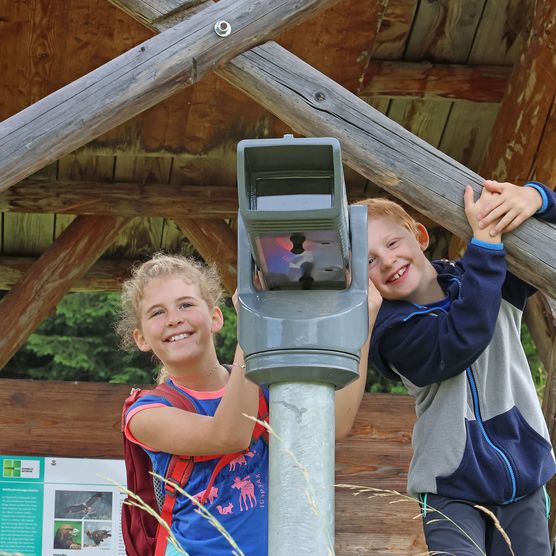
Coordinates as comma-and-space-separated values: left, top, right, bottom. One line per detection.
145, 296, 198, 314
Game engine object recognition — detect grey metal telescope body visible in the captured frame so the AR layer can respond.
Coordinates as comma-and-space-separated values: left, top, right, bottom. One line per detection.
237, 135, 369, 388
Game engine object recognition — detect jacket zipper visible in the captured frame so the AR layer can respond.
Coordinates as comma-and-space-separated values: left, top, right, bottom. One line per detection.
466, 367, 517, 502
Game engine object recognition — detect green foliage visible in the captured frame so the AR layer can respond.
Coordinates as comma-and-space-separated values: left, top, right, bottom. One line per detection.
522, 322, 546, 397
3, 291, 158, 384
2, 291, 240, 385
216, 300, 239, 365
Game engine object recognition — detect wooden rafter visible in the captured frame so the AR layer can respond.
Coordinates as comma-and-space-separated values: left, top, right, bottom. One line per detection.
215, 41, 556, 298
0, 216, 130, 369
0, 256, 134, 292
0, 180, 238, 218
174, 218, 238, 294
358, 61, 510, 103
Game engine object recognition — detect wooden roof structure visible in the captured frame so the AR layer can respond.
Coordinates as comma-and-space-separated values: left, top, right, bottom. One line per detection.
1, 0, 556, 553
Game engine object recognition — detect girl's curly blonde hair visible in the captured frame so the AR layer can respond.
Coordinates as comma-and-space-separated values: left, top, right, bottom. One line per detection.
115, 253, 223, 352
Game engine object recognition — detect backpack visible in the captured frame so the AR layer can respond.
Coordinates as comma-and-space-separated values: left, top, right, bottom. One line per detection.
120, 379, 269, 556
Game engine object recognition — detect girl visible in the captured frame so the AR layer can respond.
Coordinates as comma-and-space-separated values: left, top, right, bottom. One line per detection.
117, 252, 380, 555
117, 253, 266, 555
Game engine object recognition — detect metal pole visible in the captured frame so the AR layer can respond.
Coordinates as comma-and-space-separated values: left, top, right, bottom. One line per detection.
268, 381, 335, 556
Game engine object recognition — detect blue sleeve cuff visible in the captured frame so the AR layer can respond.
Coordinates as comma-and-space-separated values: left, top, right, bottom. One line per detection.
524, 181, 548, 214
470, 238, 504, 251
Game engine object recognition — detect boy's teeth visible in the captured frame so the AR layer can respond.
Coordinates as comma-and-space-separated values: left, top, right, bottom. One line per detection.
391, 267, 407, 281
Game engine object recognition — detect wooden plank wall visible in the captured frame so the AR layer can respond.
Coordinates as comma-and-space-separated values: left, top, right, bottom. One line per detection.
0, 379, 426, 555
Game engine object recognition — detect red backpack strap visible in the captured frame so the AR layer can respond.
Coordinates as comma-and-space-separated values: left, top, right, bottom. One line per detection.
252, 387, 269, 443
154, 455, 195, 556
123, 383, 199, 556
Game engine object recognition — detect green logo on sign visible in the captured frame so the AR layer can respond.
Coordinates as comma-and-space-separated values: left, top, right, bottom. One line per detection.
3, 459, 22, 477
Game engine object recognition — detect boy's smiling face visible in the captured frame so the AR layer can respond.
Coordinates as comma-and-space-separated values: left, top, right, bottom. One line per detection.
367, 216, 440, 305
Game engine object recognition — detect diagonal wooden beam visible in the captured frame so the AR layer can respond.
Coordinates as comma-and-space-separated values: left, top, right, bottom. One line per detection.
173, 218, 238, 294
0, 216, 130, 369
481, 0, 556, 185
0, 256, 134, 292
106, 0, 204, 28
215, 41, 556, 298
0, 0, 341, 193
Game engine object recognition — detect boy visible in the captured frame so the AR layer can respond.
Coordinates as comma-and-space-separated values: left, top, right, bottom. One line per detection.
363, 180, 556, 554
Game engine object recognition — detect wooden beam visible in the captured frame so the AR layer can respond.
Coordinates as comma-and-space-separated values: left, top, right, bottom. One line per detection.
215, 41, 556, 298
0, 216, 129, 369
0, 0, 341, 193
174, 218, 238, 294
0, 256, 135, 292
0, 379, 427, 554
106, 0, 205, 28
0, 179, 238, 218
359, 61, 510, 103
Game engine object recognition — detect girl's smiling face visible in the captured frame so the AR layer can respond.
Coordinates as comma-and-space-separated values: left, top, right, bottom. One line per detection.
132, 275, 223, 374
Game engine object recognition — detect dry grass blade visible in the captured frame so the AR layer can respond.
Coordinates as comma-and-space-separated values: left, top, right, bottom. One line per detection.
243, 413, 335, 556
474, 505, 515, 556
336, 484, 488, 556
99, 474, 188, 555
151, 471, 246, 556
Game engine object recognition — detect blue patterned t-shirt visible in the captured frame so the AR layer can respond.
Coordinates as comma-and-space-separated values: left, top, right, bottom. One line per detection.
125, 379, 269, 555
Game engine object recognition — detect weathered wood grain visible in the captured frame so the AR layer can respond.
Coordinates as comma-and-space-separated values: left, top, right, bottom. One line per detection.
0, 216, 129, 367
0, 256, 134, 292
0, 0, 342, 192
217, 41, 556, 298
359, 61, 511, 102
174, 218, 238, 294
0, 180, 238, 218
481, 0, 556, 184
107, 0, 204, 26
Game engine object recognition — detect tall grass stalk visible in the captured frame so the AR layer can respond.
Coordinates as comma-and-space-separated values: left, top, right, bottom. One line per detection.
100, 474, 188, 555
337, 484, 516, 556
151, 471, 246, 556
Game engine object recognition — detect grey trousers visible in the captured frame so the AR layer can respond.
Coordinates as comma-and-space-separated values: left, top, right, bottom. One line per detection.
419, 487, 551, 555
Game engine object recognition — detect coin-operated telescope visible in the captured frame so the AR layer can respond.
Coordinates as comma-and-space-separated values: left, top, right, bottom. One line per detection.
236, 134, 368, 387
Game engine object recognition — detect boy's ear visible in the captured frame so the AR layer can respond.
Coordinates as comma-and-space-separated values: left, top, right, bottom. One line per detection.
133, 328, 151, 352
416, 223, 430, 251
211, 306, 224, 334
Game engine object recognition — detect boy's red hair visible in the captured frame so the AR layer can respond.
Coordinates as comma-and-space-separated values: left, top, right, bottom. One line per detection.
356, 197, 420, 236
